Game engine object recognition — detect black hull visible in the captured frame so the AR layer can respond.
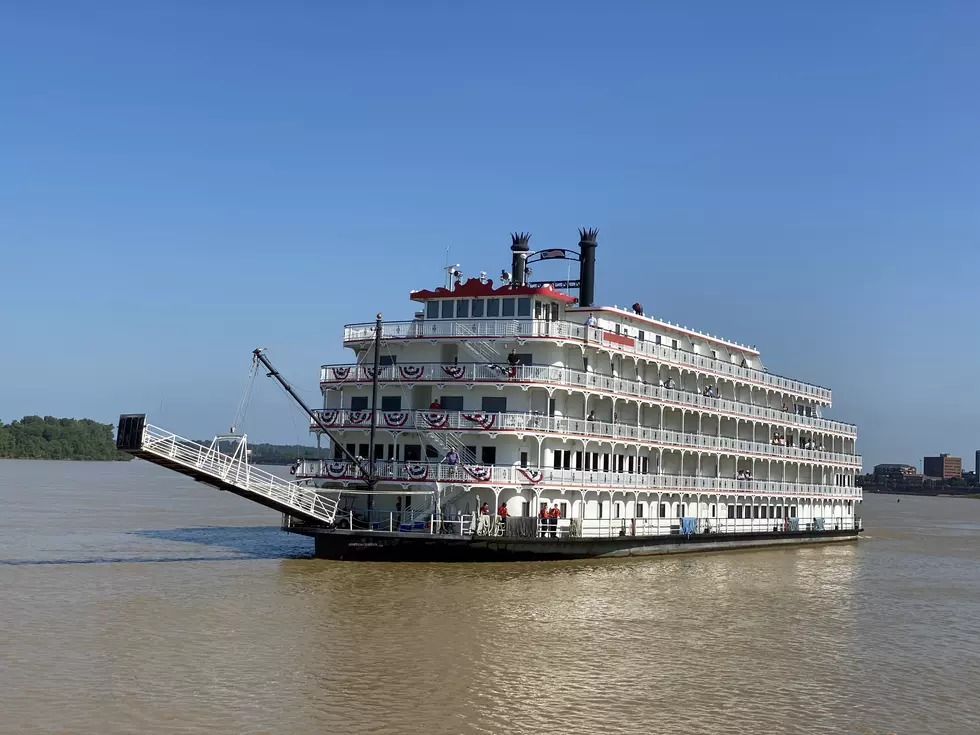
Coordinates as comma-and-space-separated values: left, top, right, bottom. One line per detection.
300, 527, 861, 562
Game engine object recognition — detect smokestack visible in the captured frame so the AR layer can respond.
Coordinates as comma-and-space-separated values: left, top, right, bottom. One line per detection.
510, 232, 531, 287
578, 227, 598, 307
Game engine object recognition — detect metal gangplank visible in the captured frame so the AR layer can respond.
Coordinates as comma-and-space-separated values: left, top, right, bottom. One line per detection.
116, 414, 339, 525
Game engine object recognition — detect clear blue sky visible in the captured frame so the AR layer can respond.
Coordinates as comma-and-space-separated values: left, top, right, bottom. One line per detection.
2, 1, 978, 470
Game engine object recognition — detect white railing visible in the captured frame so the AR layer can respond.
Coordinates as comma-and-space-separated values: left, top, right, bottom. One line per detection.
319, 362, 857, 437
311, 409, 862, 467
343, 318, 833, 403
294, 459, 861, 499
140, 424, 339, 524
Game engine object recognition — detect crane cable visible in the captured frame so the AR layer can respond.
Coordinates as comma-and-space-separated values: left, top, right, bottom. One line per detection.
230, 355, 259, 434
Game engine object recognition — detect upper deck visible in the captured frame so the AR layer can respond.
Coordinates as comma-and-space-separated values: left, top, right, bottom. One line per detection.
343, 315, 834, 406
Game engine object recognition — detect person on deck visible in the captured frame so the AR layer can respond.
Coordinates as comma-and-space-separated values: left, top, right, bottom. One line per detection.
539, 505, 549, 537
430, 399, 441, 409
497, 503, 508, 518
480, 502, 489, 516
442, 449, 458, 466
549, 504, 561, 538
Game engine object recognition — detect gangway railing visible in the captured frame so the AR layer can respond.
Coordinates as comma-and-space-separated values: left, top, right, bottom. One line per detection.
117, 415, 339, 525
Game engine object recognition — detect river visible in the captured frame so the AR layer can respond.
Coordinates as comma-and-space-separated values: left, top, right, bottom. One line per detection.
2, 459, 979, 734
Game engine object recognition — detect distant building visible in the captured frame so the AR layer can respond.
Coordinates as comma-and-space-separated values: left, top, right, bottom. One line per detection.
923, 454, 962, 480
873, 463, 917, 479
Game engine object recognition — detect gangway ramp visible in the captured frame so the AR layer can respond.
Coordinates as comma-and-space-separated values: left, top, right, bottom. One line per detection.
116, 414, 339, 525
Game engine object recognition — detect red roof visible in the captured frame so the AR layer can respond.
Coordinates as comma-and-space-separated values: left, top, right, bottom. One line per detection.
410, 278, 576, 304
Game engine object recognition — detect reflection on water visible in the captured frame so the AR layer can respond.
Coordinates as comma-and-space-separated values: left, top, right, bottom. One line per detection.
2, 460, 979, 734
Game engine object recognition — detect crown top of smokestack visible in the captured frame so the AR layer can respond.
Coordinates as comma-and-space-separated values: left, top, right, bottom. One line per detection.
510, 232, 531, 252
578, 227, 599, 244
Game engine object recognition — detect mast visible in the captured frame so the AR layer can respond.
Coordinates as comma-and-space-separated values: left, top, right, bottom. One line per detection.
367, 313, 383, 510
252, 348, 376, 490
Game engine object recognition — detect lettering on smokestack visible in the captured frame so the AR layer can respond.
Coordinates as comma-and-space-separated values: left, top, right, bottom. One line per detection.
510, 232, 531, 287
578, 228, 598, 307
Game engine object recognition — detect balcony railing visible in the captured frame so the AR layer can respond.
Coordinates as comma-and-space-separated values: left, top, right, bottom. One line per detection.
294, 459, 861, 499
343, 318, 833, 404
310, 409, 862, 467
319, 362, 858, 437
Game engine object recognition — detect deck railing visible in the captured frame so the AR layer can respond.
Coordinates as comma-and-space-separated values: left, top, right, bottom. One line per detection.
310, 409, 861, 467
295, 459, 861, 499
319, 362, 857, 436
343, 318, 833, 403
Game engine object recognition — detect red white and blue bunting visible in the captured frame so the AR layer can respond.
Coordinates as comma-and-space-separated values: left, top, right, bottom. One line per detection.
405, 462, 429, 480
382, 411, 409, 428
463, 465, 492, 482
325, 461, 348, 479
422, 411, 449, 428
348, 411, 371, 425
462, 412, 495, 430
442, 365, 466, 380
332, 367, 351, 380
399, 364, 424, 380
315, 410, 338, 426
364, 366, 376, 380
518, 468, 544, 484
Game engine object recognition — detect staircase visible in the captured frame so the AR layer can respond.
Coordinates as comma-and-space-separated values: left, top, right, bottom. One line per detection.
116, 414, 339, 526
421, 428, 478, 465
454, 321, 509, 365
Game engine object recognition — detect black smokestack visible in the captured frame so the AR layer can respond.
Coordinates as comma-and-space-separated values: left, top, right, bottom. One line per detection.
510, 232, 531, 287
578, 227, 598, 307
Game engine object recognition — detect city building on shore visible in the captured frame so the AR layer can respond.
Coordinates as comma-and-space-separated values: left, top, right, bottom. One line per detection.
923, 454, 962, 480
873, 463, 917, 479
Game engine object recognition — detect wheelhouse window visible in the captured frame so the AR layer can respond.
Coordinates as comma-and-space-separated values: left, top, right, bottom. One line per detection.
655, 335, 662, 345
471, 299, 485, 317
426, 301, 439, 318
671, 339, 678, 350
534, 301, 542, 319
350, 397, 368, 411
487, 298, 500, 317
501, 298, 516, 317
517, 297, 531, 317
441, 300, 454, 318
456, 299, 469, 318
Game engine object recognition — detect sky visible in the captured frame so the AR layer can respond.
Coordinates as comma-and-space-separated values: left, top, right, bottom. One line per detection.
1, 0, 978, 471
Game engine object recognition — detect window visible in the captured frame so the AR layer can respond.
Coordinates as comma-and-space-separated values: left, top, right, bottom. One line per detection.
550, 303, 559, 321
679, 503, 686, 518
441, 300, 454, 318
456, 299, 469, 318
439, 396, 464, 411
659, 503, 667, 518
517, 298, 531, 317
404, 444, 421, 461
790, 506, 797, 518
425, 445, 439, 459
426, 301, 439, 318
472, 299, 484, 317
501, 298, 516, 317
534, 301, 542, 319
760, 506, 768, 519
638, 330, 645, 342
614, 502, 621, 519
481, 446, 496, 464
710, 504, 716, 518
379, 355, 397, 366
641, 457, 649, 474
333, 444, 343, 459
598, 502, 603, 519
671, 339, 678, 350
351, 397, 368, 411
487, 298, 500, 317
559, 502, 568, 518
711, 350, 717, 359
753, 506, 760, 519
380, 396, 401, 411
628, 456, 635, 473
374, 444, 385, 460
655, 335, 662, 345
736, 505, 743, 519
575, 451, 583, 470
637, 503, 644, 518
520, 451, 528, 468
553, 450, 570, 470
776, 506, 783, 519
602, 454, 610, 472
727, 505, 735, 519
358, 443, 369, 457
481, 396, 507, 413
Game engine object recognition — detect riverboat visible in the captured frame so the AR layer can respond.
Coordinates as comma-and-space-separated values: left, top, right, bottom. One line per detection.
117, 228, 862, 560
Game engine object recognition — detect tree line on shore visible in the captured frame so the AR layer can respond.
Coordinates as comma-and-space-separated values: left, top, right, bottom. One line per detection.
0, 415, 330, 464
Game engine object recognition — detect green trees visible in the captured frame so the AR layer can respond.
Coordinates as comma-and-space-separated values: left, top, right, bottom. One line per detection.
0, 416, 130, 461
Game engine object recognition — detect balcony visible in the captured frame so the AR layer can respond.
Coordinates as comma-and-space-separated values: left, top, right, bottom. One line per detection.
310, 409, 862, 468
294, 459, 861, 499
343, 318, 833, 404
319, 362, 858, 437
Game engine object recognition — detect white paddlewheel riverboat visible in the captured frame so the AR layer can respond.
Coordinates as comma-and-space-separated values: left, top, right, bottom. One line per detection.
285, 229, 862, 559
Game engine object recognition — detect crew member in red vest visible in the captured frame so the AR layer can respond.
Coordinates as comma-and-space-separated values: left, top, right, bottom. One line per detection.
549, 504, 561, 538
539, 505, 549, 537
497, 503, 508, 518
